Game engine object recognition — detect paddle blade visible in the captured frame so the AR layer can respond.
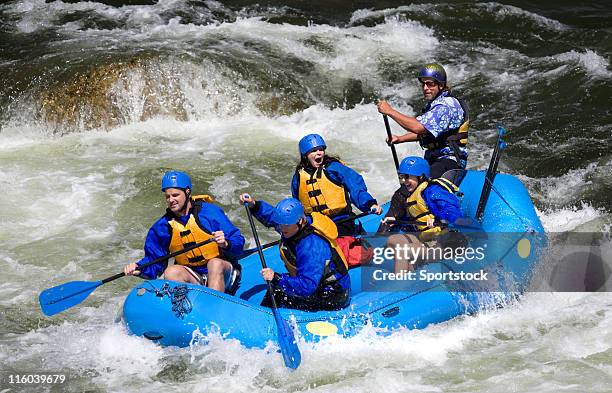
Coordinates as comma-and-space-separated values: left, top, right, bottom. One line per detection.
273, 310, 301, 369
39, 280, 102, 316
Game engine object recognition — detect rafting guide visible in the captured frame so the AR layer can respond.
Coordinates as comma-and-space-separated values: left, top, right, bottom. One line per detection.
378, 63, 469, 184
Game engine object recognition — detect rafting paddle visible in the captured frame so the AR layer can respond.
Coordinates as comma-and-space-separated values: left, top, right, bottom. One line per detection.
383, 114, 400, 172
39, 238, 215, 317
240, 210, 373, 257
243, 202, 301, 370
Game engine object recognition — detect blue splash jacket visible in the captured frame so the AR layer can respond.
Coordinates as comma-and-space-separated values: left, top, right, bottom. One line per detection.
136, 202, 245, 279
251, 200, 351, 297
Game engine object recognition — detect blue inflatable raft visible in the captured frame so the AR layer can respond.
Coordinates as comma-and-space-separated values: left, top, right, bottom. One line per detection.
122, 168, 547, 348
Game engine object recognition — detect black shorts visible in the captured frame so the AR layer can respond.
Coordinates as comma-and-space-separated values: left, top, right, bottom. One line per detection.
429, 158, 462, 179
261, 285, 350, 311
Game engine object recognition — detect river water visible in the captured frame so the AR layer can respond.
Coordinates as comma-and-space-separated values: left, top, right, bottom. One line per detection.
1, 1, 611, 392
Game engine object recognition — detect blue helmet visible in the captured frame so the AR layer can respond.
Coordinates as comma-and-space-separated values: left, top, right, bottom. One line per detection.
398, 156, 430, 178
272, 198, 305, 225
298, 134, 326, 156
417, 63, 447, 85
161, 171, 192, 191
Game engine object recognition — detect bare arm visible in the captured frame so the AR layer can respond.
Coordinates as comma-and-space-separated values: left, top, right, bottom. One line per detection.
377, 101, 427, 142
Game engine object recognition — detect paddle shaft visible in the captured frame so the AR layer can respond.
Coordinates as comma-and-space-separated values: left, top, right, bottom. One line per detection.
244, 204, 275, 290
240, 210, 372, 257
392, 218, 480, 231
383, 114, 400, 172
380, 218, 449, 233
345, 210, 372, 223
101, 238, 215, 284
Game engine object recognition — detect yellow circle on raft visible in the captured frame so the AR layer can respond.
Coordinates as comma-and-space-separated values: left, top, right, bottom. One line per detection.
306, 321, 338, 336
517, 238, 531, 259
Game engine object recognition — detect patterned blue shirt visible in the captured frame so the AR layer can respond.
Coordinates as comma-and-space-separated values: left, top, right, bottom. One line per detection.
416, 91, 468, 166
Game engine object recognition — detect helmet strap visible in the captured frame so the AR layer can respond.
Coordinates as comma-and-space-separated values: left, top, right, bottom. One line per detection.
294, 218, 307, 235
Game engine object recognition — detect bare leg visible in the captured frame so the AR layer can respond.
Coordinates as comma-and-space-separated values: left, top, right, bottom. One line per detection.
206, 258, 233, 293
163, 265, 202, 284
387, 233, 425, 274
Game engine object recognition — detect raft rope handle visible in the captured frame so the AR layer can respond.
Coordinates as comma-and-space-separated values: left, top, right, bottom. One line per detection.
140, 282, 192, 319
170, 285, 192, 319
140, 281, 171, 297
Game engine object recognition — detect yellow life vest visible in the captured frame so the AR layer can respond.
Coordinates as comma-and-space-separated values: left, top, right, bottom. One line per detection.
405, 178, 459, 242
168, 195, 220, 266
279, 212, 348, 284
296, 163, 351, 217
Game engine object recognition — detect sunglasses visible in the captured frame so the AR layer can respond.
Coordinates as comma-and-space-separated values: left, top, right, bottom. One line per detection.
420, 80, 438, 88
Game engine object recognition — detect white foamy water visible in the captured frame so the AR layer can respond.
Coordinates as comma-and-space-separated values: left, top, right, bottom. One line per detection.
555, 49, 611, 79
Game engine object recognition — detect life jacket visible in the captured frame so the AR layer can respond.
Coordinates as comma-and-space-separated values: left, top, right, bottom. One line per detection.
279, 212, 349, 288
168, 195, 220, 266
296, 159, 351, 217
405, 178, 460, 242
418, 92, 470, 162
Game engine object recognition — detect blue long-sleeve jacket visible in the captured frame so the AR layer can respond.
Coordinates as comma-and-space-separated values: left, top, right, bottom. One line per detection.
291, 160, 377, 214
136, 203, 245, 279
422, 184, 462, 223
251, 200, 350, 297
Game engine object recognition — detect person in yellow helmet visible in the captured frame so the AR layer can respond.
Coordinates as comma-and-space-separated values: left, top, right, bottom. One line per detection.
123, 171, 245, 293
